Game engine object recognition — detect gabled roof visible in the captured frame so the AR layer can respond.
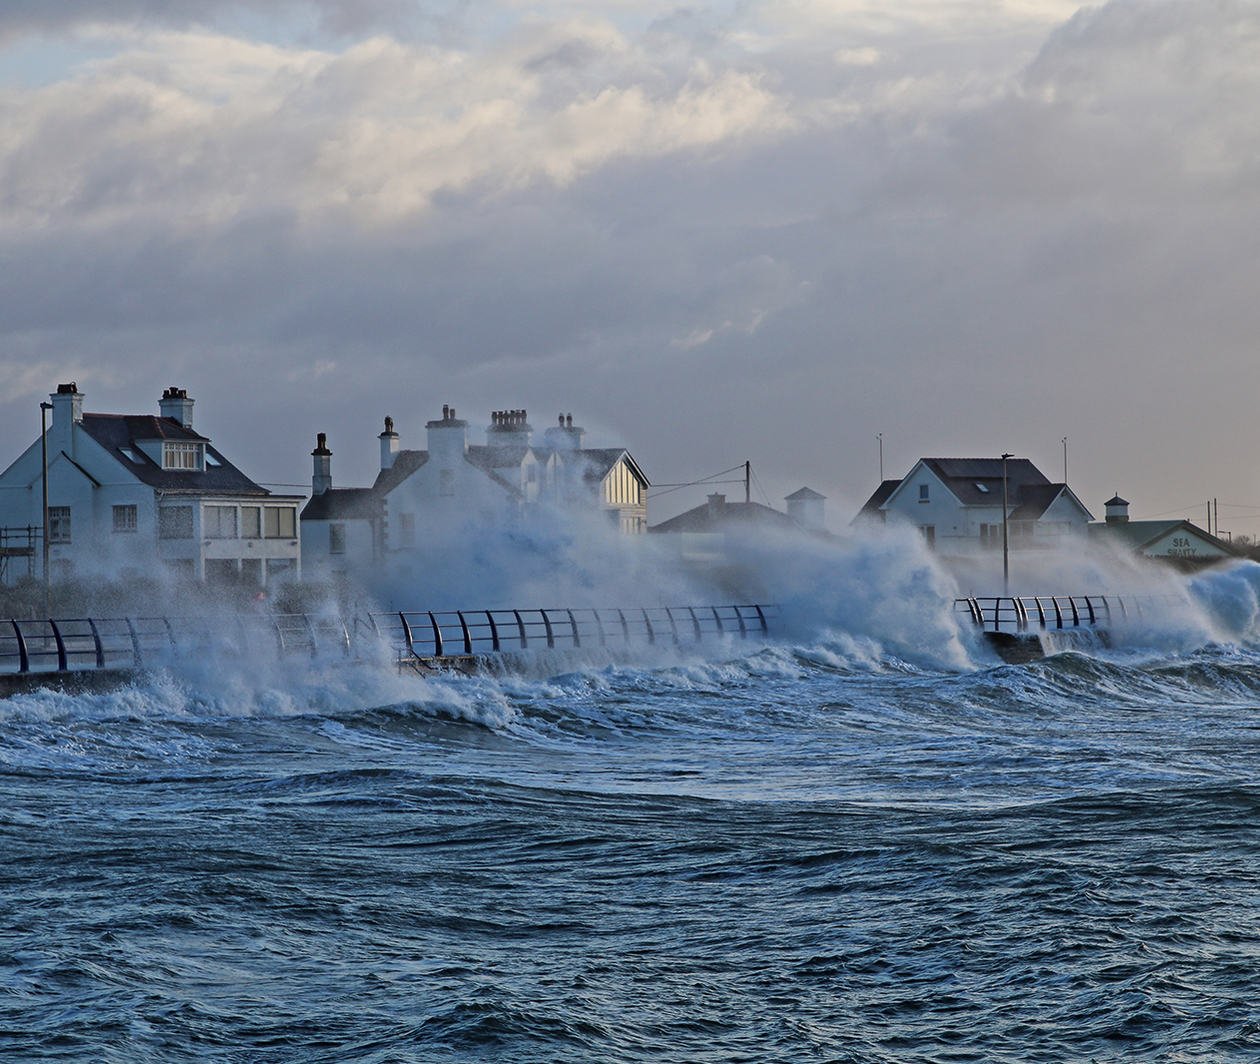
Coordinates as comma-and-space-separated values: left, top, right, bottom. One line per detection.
467, 444, 531, 469
576, 448, 649, 486
1007, 483, 1094, 522
650, 499, 797, 534
785, 487, 825, 501
372, 450, 428, 496
1089, 519, 1236, 556
79, 414, 269, 496
301, 488, 382, 521
917, 457, 1049, 506
858, 479, 900, 517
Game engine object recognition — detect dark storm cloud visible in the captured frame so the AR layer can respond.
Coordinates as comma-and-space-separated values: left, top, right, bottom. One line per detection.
1, 0, 1258, 524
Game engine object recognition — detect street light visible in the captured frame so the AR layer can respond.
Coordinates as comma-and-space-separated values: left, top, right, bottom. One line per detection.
1001, 452, 1013, 596
40, 401, 52, 618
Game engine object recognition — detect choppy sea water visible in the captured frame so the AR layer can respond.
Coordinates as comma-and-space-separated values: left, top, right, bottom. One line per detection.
2, 602, 1259, 1061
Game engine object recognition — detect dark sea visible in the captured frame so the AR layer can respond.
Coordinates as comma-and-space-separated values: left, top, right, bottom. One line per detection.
2, 585, 1259, 1061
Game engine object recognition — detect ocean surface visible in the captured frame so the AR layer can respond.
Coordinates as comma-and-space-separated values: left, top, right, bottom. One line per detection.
2, 576, 1259, 1061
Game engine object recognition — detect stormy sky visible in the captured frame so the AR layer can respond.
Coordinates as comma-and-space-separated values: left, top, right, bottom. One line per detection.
2, 1, 1257, 531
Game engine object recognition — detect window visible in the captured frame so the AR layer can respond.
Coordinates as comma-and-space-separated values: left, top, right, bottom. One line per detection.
204, 452, 222, 468
112, 504, 138, 533
264, 507, 296, 539
119, 447, 142, 464
163, 442, 202, 470
975, 483, 990, 494
159, 506, 194, 539
241, 506, 261, 539
48, 506, 71, 544
399, 512, 415, 546
919, 484, 929, 502
440, 469, 455, 497
329, 523, 346, 555
921, 525, 936, 547
204, 505, 237, 539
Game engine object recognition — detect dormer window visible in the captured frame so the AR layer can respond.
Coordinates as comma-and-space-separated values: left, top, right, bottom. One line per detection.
163, 442, 203, 470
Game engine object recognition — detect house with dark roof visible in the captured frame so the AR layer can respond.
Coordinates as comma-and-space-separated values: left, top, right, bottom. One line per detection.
0, 383, 303, 585
299, 406, 649, 580
1089, 495, 1236, 568
855, 457, 1093, 556
649, 489, 827, 566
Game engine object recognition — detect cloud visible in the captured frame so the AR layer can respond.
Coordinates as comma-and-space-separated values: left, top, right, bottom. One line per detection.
1, 0, 1259, 536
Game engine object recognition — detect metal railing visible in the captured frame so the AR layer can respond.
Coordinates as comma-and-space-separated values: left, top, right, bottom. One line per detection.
953, 594, 1183, 634
367, 604, 777, 661
0, 603, 778, 677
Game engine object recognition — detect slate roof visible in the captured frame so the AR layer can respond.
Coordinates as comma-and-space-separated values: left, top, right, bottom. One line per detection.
650, 499, 798, 534
575, 448, 649, 486
80, 413, 270, 496
919, 457, 1049, 506
857, 479, 901, 518
1089, 520, 1236, 556
1008, 483, 1068, 521
300, 488, 382, 522
371, 450, 428, 496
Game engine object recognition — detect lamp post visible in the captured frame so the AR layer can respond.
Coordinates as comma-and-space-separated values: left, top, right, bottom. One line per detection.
877, 432, 884, 482
40, 401, 52, 617
1001, 452, 1013, 596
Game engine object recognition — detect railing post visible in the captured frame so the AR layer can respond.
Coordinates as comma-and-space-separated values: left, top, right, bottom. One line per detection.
592, 610, 607, 647
734, 606, 748, 638
617, 608, 630, 642
710, 606, 724, 634
428, 611, 444, 657
541, 610, 555, 649
124, 617, 142, 668
513, 610, 527, 649
641, 608, 655, 644
686, 607, 702, 641
48, 620, 67, 672
11, 620, 29, 674
663, 607, 680, 644
302, 613, 318, 659
487, 611, 501, 653
398, 612, 415, 659
752, 605, 769, 634
566, 609, 580, 648
87, 618, 105, 669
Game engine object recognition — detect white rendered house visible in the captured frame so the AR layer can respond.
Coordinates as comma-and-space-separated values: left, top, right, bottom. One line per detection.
0, 383, 302, 586
300, 406, 649, 579
856, 457, 1093, 556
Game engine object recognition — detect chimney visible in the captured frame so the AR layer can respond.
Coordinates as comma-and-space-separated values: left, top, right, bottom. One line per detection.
49, 382, 83, 454
311, 432, 332, 496
707, 493, 726, 520
543, 411, 585, 451
159, 386, 194, 429
379, 415, 399, 471
487, 408, 533, 448
1105, 494, 1130, 524
426, 402, 468, 468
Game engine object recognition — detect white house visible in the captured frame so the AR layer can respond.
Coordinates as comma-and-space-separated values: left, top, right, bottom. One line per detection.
300, 406, 649, 578
856, 457, 1093, 556
0, 383, 303, 586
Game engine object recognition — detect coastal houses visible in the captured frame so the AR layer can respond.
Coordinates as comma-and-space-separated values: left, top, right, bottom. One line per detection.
300, 406, 649, 581
0, 384, 302, 586
856, 457, 1093, 556
1089, 495, 1235, 567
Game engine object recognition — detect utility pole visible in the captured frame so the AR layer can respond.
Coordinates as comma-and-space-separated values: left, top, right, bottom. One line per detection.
1002, 452, 1013, 596
1061, 436, 1068, 484
877, 432, 884, 482
40, 401, 51, 618
744, 460, 750, 505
